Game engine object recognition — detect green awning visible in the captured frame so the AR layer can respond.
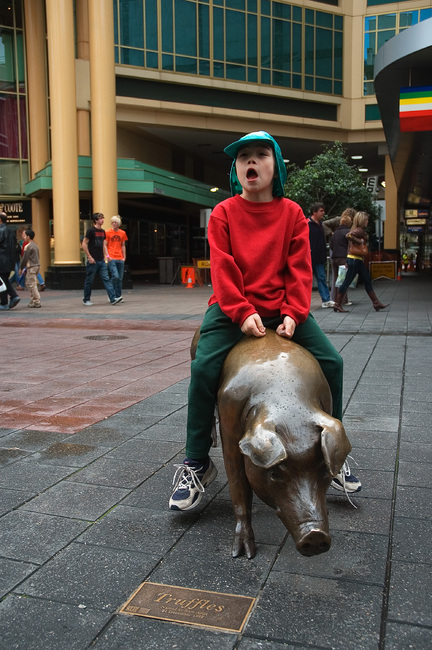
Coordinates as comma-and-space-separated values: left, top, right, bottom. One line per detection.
25, 156, 229, 207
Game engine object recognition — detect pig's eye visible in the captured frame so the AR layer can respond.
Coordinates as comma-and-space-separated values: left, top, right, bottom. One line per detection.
270, 469, 282, 481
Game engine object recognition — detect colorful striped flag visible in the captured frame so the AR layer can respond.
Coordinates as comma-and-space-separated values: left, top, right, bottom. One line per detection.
399, 86, 432, 132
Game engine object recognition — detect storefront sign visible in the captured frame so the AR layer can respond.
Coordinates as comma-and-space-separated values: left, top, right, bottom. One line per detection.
0, 201, 31, 224
407, 226, 424, 233
406, 218, 427, 225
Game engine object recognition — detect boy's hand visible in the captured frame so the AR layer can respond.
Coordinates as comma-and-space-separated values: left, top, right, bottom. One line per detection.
276, 316, 296, 339
241, 314, 266, 337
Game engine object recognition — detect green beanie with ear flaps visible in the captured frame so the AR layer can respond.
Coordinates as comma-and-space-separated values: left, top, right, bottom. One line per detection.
224, 131, 287, 197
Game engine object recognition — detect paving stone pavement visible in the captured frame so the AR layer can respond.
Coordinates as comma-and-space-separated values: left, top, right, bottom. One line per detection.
0, 274, 431, 649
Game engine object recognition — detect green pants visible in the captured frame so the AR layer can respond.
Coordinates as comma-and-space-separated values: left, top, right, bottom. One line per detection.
186, 303, 343, 460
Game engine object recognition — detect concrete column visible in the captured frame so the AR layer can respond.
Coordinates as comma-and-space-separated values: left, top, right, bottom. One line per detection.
88, 0, 118, 218
384, 154, 399, 252
45, 0, 81, 265
23, 0, 50, 273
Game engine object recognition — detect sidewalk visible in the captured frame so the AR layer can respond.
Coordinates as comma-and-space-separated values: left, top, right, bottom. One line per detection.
0, 275, 431, 649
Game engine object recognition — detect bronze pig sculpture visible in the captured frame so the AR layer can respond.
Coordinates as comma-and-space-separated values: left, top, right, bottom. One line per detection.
197, 329, 352, 560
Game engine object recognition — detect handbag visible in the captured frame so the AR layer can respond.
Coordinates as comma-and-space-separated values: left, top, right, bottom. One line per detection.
349, 240, 368, 257
335, 265, 358, 289
0, 277, 7, 293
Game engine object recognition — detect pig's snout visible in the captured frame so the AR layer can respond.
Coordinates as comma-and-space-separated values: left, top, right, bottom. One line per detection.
296, 526, 331, 557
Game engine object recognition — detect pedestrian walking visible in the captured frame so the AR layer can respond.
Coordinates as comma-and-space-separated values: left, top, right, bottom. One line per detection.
333, 211, 389, 313
104, 215, 128, 301
81, 213, 122, 306
330, 208, 355, 303
0, 212, 21, 311
308, 202, 334, 308
19, 230, 41, 308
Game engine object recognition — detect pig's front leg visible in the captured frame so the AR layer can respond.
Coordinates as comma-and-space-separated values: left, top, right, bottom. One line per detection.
222, 433, 256, 559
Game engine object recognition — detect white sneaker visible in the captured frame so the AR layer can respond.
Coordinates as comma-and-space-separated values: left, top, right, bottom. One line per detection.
331, 460, 362, 493
322, 301, 335, 308
83, 300, 93, 306
111, 296, 123, 305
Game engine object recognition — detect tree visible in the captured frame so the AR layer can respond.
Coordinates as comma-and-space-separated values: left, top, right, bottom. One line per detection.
284, 142, 379, 221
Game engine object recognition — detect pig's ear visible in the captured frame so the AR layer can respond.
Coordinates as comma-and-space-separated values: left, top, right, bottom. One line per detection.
239, 426, 287, 468
320, 417, 352, 476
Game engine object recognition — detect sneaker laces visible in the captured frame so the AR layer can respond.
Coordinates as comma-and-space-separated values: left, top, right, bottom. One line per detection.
338, 456, 358, 509
171, 463, 205, 494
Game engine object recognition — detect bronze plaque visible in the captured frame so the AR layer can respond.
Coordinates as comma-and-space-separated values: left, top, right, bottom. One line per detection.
120, 582, 255, 632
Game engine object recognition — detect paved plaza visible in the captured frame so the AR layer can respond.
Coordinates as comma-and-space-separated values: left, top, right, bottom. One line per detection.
0, 274, 431, 649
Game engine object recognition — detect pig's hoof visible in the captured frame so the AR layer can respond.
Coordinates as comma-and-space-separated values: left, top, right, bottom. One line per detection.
232, 537, 256, 559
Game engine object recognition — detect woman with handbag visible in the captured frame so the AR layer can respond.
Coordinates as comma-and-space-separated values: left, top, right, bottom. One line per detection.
333, 211, 388, 313
330, 208, 355, 303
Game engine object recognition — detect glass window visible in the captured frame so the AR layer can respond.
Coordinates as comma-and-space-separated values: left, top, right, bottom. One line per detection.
227, 0, 245, 9
273, 2, 290, 21
399, 12, 417, 29
0, 160, 22, 194
226, 10, 245, 65
377, 29, 394, 51
292, 22, 301, 73
292, 6, 302, 22
213, 7, 224, 61
315, 27, 332, 78
0, 30, 15, 91
420, 9, 432, 21
334, 31, 342, 80
226, 63, 246, 80
146, 51, 158, 68
176, 56, 197, 74
364, 16, 376, 31
161, 0, 173, 52
120, 0, 144, 48
272, 18, 290, 71
0, 4, 14, 27
145, 0, 158, 51
247, 14, 257, 66
305, 25, 314, 75
260, 16, 270, 68
162, 53, 174, 70
198, 4, 210, 59
121, 47, 145, 66
261, 0, 270, 17
112, 0, 344, 96
175, 0, 196, 57
316, 11, 333, 29
247, 66, 257, 82
0, 93, 19, 158
377, 14, 395, 29
199, 59, 210, 75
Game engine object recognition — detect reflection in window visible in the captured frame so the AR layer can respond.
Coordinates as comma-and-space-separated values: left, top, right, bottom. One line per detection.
113, 0, 344, 96
364, 9, 432, 96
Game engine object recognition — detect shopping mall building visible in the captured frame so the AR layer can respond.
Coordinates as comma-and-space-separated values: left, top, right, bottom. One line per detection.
1, 0, 431, 287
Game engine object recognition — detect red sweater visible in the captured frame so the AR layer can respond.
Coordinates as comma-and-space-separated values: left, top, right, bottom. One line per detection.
208, 194, 312, 326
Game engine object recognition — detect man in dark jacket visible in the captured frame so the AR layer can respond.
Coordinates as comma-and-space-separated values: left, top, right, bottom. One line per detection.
0, 213, 20, 310
308, 202, 334, 308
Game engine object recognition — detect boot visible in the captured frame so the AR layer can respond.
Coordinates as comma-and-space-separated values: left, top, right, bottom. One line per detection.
368, 291, 389, 311
333, 290, 348, 313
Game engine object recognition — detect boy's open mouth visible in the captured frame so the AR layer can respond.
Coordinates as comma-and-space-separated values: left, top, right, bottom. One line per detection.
246, 168, 258, 179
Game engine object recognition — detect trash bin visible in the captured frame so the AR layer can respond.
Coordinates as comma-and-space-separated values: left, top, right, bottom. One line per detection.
158, 257, 176, 284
